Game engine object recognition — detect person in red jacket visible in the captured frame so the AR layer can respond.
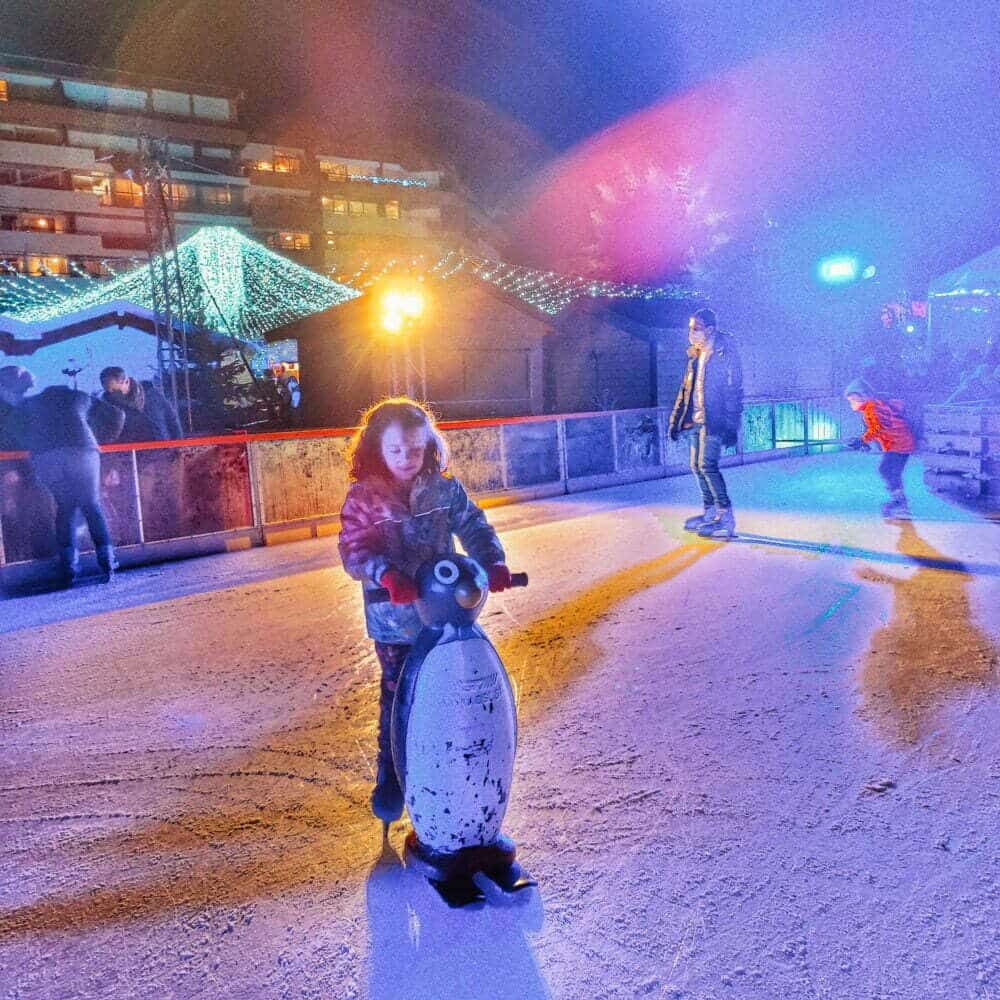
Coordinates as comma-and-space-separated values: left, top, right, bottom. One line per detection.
844, 378, 917, 519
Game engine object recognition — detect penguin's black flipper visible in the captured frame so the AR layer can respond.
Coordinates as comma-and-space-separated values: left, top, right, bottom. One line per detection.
429, 875, 486, 908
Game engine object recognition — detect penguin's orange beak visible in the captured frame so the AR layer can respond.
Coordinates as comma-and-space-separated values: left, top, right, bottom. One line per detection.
454, 581, 483, 609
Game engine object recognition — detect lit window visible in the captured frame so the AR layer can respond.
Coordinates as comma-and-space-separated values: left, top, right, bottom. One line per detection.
41, 255, 68, 275
0, 80, 8, 102
170, 183, 194, 206
319, 161, 349, 182
255, 159, 274, 172
111, 177, 143, 207
202, 186, 232, 206
273, 155, 301, 174
363, 202, 378, 217
385, 200, 400, 220
349, 201, 364, 215
332, 198, 347, 214
23, 215, 58, 231
267, 231, 311, 251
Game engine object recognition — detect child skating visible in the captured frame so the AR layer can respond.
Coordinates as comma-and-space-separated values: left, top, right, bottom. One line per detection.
844, 377, 917, 519
337, 398, 513, 831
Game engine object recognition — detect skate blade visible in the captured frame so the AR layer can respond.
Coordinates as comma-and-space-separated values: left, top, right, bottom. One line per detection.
429, 875, 486, 908
473, 866, 538, 905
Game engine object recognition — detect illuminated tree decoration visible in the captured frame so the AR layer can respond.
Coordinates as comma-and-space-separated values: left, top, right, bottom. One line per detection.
1, 227, 359, 339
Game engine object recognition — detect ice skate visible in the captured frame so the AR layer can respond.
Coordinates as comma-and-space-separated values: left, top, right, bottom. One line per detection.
881, 498, 911, 520
697, 507, 736, 539
683, 505, 717, 532
479, 860, 538, 897
370, 759, 404, 825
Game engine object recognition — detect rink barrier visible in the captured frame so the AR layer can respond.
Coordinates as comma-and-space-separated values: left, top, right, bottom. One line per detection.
0, 396, 847, 580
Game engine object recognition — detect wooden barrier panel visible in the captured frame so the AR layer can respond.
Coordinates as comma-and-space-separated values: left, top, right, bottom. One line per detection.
137, 444, 254, 542
615, 411, 661, 471
502, 420, 561, 488
0, 397, 847, 571
565, 416, 615, 479
254, 436, 348, 525
443, 425, 505, 494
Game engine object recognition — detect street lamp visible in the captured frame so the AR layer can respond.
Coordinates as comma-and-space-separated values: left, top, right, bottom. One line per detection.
379, 283, 428, 397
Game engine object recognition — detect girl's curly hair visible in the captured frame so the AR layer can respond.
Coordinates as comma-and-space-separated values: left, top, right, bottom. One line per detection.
346, 397, 449, 483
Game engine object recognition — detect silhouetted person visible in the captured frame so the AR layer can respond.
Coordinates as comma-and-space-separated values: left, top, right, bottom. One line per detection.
3, 366, 125, 586
100, 366, 183, 443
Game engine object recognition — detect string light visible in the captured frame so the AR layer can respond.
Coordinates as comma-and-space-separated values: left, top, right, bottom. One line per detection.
2, 227, 359, 339
332, 251, 696, 316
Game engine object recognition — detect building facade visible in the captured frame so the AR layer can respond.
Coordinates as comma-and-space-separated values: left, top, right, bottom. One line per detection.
0, 53, 251, 279
241, 137, 494, 280
0, 54, 491, 287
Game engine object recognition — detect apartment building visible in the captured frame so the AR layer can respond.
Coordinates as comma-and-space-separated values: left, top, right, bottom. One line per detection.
243, 136, 495, 279
0, 53, 493, 290
0, 53, 252, 279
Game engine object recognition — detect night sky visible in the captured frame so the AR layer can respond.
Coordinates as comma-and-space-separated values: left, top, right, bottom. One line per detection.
3, 0, 998, 289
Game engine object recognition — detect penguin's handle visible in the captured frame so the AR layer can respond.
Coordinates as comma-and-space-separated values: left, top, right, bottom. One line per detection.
367, 571, 528, 603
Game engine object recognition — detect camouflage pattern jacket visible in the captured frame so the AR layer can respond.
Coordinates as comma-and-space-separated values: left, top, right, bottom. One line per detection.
338, 471, 505, 643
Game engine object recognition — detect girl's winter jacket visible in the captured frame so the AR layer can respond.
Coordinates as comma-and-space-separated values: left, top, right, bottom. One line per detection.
338, 470, 505, 643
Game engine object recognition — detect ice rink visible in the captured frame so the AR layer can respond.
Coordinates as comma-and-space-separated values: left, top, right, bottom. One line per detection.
2, 451, 998, 1000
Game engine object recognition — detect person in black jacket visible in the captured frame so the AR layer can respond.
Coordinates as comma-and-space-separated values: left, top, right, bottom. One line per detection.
5, 367, 126, 586
1, 365, 39, 451
99, 366, 184, 443
668, 308, 745, 539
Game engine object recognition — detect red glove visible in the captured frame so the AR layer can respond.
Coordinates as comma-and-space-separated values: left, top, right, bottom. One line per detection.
380, 569, 418, 605
486, 563, 512, 593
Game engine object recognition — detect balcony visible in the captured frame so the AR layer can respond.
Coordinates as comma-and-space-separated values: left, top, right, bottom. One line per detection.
0, 138, 101, 171
0, 185, 101, 213
1, 97, 247, 147
322, 214, 434, 238
0, 229, 106, 255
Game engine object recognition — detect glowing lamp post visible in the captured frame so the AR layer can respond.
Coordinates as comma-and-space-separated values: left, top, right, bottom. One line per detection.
380, 285, 428, 397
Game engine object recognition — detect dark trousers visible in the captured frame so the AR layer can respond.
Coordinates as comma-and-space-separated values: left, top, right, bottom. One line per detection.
878, 451, 909, 494
687, 426, 731, 509
373, 641, 411, 763
32, 447, 111, 550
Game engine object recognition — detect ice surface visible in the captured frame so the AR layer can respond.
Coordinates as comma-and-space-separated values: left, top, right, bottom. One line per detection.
1, 452, 998, 999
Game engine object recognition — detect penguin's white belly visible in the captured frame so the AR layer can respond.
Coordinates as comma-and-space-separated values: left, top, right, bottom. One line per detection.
401, 635, 517, 853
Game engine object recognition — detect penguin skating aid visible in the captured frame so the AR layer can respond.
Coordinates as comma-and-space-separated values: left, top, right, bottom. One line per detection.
370, 553, 537, 906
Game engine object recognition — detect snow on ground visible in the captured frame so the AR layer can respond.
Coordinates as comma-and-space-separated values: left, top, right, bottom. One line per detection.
1, 452, 998, 1000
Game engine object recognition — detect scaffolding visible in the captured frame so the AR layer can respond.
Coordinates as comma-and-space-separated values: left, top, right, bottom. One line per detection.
138, 136, 193, 432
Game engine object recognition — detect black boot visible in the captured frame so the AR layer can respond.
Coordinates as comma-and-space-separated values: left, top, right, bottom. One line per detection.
371, 755, 404, 825
96, 544, 118, 584
371, 662, 404, 825
56, 547, 80, 589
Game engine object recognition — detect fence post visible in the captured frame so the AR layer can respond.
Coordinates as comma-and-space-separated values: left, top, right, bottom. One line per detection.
245, 440, 265, 545
556, 416, 569, 491
803, 398, 811, 454
498, 424, 511, 491
130, 450, 146, 545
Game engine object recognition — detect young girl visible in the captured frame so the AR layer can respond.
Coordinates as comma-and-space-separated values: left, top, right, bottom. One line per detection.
338, 398, 512, 828
844, 377, 917, 519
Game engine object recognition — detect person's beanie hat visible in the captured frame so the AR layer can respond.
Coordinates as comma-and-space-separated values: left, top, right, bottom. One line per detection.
843, 377, 875, 399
